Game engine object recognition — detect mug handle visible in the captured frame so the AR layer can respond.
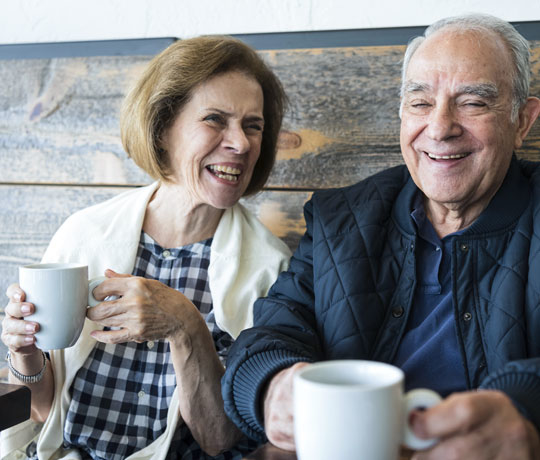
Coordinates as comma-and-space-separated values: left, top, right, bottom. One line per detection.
88, 276, 107, 307
402, 388, 442, 450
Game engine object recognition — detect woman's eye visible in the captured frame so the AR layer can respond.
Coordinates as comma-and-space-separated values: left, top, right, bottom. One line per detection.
204, 114, 224, 123
246, 124, 263, 132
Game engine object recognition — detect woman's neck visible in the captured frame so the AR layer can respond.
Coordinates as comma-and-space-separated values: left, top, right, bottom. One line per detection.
142, 182, 224, 248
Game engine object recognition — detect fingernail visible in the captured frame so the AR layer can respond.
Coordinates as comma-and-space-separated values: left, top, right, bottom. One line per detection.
24, 336, 34, 343
21, 304, 31, 314
25, 323, 36, 333
14, 293, 22, 302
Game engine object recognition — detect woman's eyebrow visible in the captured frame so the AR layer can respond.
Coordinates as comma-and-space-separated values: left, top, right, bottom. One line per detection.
203, 108, 264, 121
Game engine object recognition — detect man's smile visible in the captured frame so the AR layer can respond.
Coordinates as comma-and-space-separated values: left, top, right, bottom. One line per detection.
425, 151, 472, 160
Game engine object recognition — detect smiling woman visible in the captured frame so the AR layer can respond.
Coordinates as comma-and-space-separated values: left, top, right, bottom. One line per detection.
158, 71, 265, 214
1, 36, 291, 460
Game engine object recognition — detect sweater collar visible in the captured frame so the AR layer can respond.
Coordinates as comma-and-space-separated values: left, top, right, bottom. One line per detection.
394, 156, 531, 236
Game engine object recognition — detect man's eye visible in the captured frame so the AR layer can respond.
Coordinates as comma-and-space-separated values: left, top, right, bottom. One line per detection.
246, 124, 263, 132
464, 102, 486, 107
411, 103, 430, 108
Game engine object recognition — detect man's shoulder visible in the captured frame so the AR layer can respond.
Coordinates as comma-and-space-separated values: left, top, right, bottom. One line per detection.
312, 164, 410, 210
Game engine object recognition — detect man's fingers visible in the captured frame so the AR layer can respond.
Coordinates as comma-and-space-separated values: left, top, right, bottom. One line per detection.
411, 392, 490, 439
411, 426, 493, 460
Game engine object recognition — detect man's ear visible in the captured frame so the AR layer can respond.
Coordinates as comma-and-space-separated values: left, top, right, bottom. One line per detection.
514, 97, 540, 149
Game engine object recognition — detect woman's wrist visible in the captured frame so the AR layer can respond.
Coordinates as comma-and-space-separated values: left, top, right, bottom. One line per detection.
6, 349, 47, 384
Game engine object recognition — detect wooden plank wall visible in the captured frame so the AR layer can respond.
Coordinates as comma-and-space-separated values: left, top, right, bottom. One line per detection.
1, 40, 540, 374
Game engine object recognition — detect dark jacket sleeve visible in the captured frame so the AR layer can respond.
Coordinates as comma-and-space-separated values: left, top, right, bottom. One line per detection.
222, 199, 322, 442
480, 358, 540, 433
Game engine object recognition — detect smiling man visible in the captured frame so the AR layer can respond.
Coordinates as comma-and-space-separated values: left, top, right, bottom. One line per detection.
222, 14, 540, 460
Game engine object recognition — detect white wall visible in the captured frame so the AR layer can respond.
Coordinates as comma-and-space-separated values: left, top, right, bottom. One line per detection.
1, 0, 540, 44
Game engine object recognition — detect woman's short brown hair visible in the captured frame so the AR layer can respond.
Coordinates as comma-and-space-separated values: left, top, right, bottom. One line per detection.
120, 35, 287, 195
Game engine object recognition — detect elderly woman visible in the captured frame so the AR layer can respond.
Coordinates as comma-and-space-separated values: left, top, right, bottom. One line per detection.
1, 36, 291, 460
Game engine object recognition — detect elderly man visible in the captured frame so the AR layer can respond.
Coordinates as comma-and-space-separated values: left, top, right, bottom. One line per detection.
222, 13, 540, 459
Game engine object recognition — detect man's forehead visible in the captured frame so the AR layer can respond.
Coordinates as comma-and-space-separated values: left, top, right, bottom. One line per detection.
404, 28, 513, 92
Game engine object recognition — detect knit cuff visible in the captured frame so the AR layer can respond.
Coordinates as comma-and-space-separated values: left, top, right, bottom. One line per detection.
225, 349, 312, 442
480, 368, 540, 432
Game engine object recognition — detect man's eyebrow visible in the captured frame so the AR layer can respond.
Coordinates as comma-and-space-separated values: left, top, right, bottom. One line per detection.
457, 83, 499, 99
401, 81, 499, 99
401, 81, 431, 95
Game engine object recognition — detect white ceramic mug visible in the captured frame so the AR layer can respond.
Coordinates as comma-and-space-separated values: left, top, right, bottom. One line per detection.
19, 263, 105, 351
293, 360, 442, 460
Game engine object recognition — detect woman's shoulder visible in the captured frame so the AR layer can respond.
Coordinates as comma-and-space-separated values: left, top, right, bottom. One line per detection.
74, 183, 156, 219
44, 183, 158, 260
61, 183, 157, 230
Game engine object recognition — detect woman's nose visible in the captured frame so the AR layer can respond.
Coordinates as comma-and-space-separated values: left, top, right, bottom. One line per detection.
223, 124, 250, 154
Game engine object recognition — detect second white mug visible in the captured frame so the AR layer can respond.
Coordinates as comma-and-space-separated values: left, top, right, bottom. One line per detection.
293, 359, 441, 460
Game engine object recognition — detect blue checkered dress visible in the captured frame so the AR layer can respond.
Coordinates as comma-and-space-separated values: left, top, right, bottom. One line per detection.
26, 232, 258, 459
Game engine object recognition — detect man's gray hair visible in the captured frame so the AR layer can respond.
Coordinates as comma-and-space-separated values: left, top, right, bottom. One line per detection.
400, 13, 531, 121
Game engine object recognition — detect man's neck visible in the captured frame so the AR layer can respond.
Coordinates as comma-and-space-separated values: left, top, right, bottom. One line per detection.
423, 196, 484, 239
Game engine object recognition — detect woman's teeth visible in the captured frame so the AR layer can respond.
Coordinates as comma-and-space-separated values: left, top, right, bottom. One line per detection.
207, 165, 241, 182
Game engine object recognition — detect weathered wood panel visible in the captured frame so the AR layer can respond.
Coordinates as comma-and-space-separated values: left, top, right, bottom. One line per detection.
0, 57, 151, 185
2, 41, 538, 189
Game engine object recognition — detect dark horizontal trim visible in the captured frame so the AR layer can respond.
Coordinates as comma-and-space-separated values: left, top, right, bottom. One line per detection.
0, 21, 539, 59
513, 21, 540, 40
0, 38, 177, 60
237, 20, 540, 49
233, 26, 428, 49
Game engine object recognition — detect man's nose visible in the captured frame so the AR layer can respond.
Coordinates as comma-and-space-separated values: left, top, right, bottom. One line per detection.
223, 124, 250, 154
425, 104, 462, 141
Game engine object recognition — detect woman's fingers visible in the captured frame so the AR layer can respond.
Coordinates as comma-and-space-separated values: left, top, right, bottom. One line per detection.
4, 299, 34, 319
6, 283, 25, 303
3, 284, 40, 352
90, 328, 131, 344
5, 284, 33, 319
1, 314, 39, 350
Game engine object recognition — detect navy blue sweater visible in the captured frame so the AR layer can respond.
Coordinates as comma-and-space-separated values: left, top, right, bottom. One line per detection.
222, 158, 540, 442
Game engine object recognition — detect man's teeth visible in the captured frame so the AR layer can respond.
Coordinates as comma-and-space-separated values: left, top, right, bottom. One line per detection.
427, 152, 469, 160
208, 165, 240, 181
